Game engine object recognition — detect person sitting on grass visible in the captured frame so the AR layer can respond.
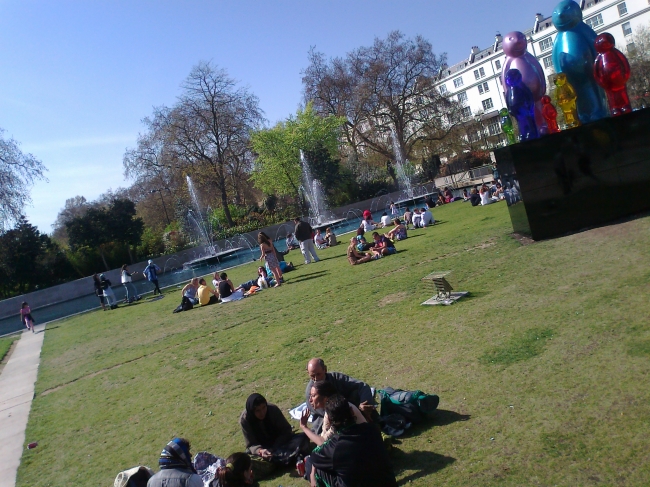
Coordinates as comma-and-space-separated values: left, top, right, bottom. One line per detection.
469, 188, 481, 206
463, 188, 470, 201
347, 237, 374, 265
218, 272, 244, 302
314, 229, 328, 249
147, 438, 203, 487
479, 184, 494, 206
308, 394, 397, 487
215, 452, 254, 487
380, 212, 391, 227
420, 207, 435, 227
411, 208, 422, 228
182, 278, 200, 305
355, 235, 373, 252
239, 393, 310, 477
285, 232, 300, 251
370, 232, 396, 256
325, 227, 337, 247
385, 219, 407, 241
359, 215, 377, 233
402, 207, 413, 229
197, 278, 219, 306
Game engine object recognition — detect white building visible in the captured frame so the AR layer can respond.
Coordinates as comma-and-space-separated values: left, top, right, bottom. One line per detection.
435, 0, 650, 144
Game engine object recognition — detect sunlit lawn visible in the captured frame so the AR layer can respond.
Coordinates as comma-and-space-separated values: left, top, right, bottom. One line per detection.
16, 201, 650, 486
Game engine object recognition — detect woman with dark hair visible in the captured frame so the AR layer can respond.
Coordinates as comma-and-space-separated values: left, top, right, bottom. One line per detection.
309, 395, 397, 487
147, 437, 203, 487
257, 232, 282, 287
92, 274, 107, 311
120, 264, 141, 303
216, 453, 254, 487
239, 393, 309, 471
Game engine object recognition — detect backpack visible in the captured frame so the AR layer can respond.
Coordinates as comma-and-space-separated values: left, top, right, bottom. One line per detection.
378, 387, 440, 423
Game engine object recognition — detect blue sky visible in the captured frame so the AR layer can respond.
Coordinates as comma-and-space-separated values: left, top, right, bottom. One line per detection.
0, 0, 562, 234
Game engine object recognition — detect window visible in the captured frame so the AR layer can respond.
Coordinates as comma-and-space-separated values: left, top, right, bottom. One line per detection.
627, 42, 636, 54
453, 76, 464, 88
457, 91, 468, 103
439, 84, 448, 95
487, 121, 500, 136
477, 82, 489, 95
495, 60, 501, 70
618, 2, 628, 16
622, 22, 632, 36
461, 106, 472, 119
473, 67, 486, 80
482, 98, 494, 111
539, 37, 554, 52
585, 13, 604, 30
468, 132, 480, 143
543, 55, 553, 69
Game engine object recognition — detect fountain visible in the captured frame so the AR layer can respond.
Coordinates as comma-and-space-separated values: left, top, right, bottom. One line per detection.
300, 150, 345, 229
182, 176, 243, 270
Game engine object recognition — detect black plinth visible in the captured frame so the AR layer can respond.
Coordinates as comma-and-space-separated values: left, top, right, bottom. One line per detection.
493, 108, 650, 240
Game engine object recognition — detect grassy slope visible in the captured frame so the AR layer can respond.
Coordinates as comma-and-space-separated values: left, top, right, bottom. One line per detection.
0, 335, 19, 362
16, 202, 650, 487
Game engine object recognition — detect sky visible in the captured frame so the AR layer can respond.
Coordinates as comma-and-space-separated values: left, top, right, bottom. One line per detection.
0, 0, 562, 234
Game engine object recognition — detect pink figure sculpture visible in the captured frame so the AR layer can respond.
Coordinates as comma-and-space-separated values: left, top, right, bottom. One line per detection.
593, 32, 632, 116
541, 95, 561, 133
501, 31, 548, 135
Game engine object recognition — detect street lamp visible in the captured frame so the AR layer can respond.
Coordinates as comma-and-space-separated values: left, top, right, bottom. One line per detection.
150, 188, 171, 225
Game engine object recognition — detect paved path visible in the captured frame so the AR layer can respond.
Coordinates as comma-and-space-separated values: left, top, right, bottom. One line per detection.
0, 325, 45, 487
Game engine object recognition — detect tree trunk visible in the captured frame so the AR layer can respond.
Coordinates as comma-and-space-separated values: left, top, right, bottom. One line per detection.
127, 246, 135, 264
99, 247, 110, 271
220, 174, 234, 227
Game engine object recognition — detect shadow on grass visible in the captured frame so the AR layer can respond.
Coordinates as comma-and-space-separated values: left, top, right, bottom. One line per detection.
288, 270, 329, 284
457, 291, 489, 301
393, 449, 456, 485
399, 409, 471, 439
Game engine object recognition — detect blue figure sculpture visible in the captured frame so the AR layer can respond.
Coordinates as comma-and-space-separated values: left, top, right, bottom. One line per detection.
551, 0, 608, 123
505, 69, 538, 141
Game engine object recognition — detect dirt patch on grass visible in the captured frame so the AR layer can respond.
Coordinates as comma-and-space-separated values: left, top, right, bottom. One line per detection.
378, 292, 409, 308
511, 233, 535, 246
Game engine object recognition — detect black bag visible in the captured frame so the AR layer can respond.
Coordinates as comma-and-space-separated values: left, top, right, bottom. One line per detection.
378, 387, 439, 423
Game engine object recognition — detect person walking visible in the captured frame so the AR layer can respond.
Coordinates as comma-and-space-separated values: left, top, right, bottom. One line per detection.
19, 302, 35, 333
143, 259, 163, 296
120, 264, 141, 303
293, 217, 319, 264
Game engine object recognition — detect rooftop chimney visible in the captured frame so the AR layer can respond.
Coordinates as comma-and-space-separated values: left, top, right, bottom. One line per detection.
534, 13, 544, 32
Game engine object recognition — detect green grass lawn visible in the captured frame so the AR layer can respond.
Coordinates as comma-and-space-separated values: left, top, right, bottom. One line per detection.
0, 334, 19, 363
16, 202, 650, 486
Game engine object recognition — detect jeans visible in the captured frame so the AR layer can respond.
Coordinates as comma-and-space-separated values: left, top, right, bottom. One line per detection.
122, 282, 138, 302
299, 239, 319, 264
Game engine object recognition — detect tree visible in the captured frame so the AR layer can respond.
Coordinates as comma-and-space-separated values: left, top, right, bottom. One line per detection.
303, 31, 463, 168
627, 23, 650, 108
51, 196, 89, 244
0, 129, 47, 230
0, 217, 74, 298
66, 198, 144, 270
251, 103, 344, 206
171, 62, 264, 226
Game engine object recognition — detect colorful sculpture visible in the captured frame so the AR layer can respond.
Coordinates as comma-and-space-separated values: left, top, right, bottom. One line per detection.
551, 0, 608, 123
593, 32, 632, 116
554, 73, 581, 128
499, 108, 517, 145
502, 31, 548, 134
541, 95, 561, 133
505, 69, 538, 141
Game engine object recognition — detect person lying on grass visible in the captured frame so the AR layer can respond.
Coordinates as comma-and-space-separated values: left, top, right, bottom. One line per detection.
370, 232, 396, 257
307, 394, 397, 487
385, 219, 407, 241
197, 278, 219, 306
239, 393, 310, 475
347, 237, 374, 265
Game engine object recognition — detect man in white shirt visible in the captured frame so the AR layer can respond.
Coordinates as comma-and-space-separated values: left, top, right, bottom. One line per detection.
380, 212, 391, 227
420, 207, 435, 227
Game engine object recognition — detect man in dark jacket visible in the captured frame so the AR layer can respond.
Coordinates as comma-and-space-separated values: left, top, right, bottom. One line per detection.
147, 438, 203, 487
305, 358, 376, 434
293, 217, 319, 264
310, 394, 397, 487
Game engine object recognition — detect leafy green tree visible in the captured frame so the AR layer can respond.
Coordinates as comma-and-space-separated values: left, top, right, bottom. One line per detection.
250, 103, 344, 204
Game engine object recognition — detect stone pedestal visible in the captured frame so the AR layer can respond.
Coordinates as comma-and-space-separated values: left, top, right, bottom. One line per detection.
494, 108, 650, 240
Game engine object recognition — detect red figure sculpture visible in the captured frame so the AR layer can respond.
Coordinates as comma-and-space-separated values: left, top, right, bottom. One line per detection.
541, 95, 561, 133
593, 33, 632, 116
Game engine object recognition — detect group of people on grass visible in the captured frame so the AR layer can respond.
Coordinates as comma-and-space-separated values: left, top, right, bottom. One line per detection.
465, 180, 506, 207
124, 358, 396, 487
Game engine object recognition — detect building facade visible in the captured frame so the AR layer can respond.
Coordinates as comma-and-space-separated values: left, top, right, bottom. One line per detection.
435, 0, 650, 145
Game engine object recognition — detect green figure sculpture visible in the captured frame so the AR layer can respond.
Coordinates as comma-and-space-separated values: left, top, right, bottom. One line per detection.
499, 108, 517, 145
554, 73, 581, 129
